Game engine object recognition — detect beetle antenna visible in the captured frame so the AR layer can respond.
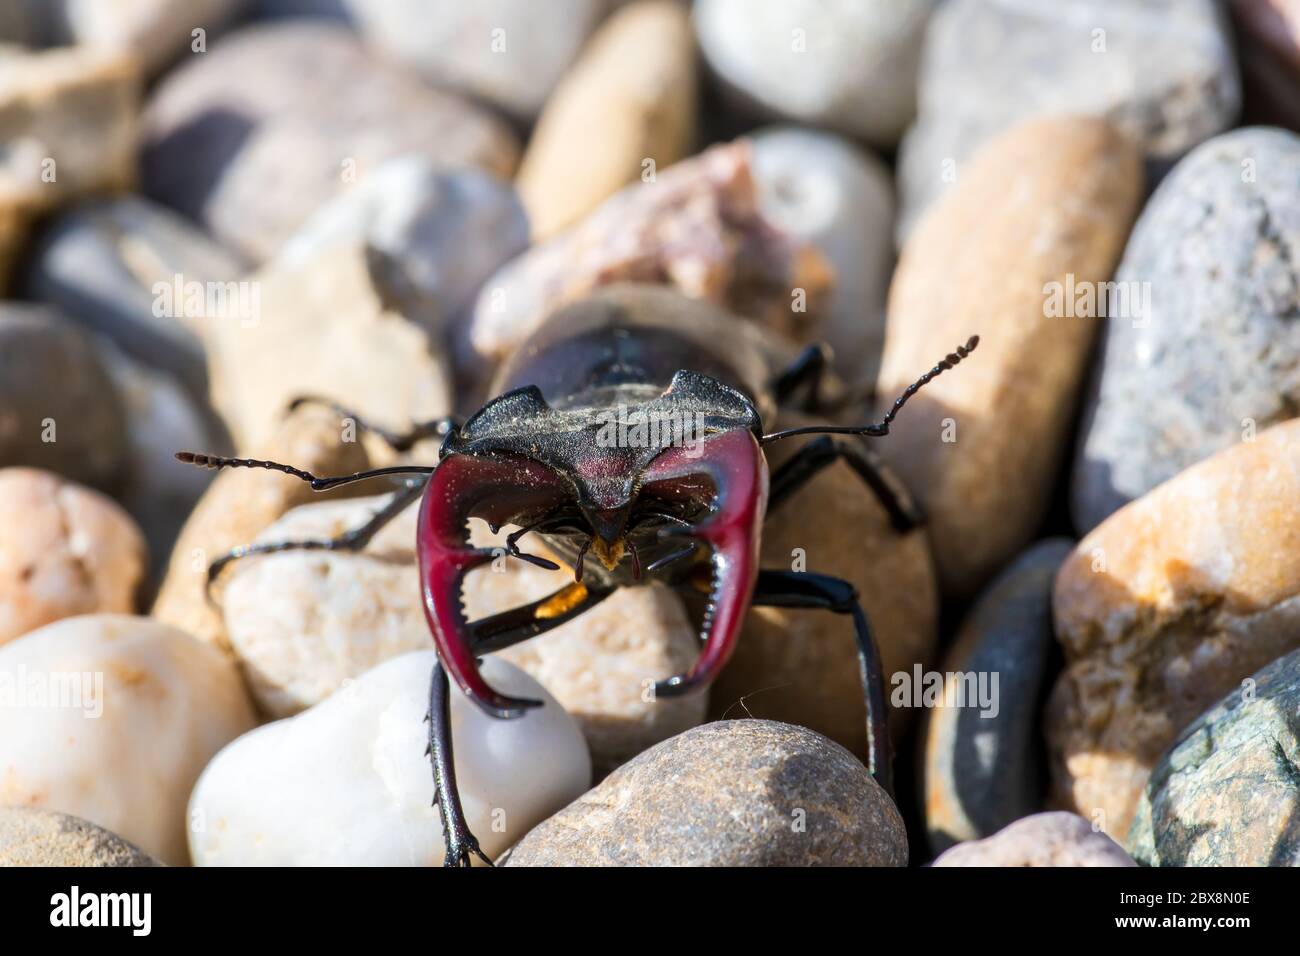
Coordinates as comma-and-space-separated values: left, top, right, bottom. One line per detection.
175, 451, 434, 491
760, 336, 979, 444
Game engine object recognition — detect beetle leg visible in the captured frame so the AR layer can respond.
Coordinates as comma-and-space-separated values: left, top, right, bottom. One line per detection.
767, 434, 922, 533
204, 480, 427, 600
288, 396, 459, 452
749, 569, 894, 797
427, 582, 617, 867
770, 342, 833, 411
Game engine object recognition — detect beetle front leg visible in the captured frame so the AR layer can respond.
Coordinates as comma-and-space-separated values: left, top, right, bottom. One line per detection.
427, 661, 492, 868
767, 434, 921, 533
749, 568, 894, 797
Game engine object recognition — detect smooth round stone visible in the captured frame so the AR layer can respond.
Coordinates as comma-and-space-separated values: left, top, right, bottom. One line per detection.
503, 720, 907, 866
0, 614, 257, 865
202, 243, 453, 455
1233, 1, 1300, 130
748, 125, 895, 387
40, 0, 247, 75
1047, 419, 1300, 841
933, 812, 1135, 867
151, 403, 371, 654
0, 1, 39, 44
0, 808, 161, 867
188, 651, 590, 866
694, 0, 934, 148
516, 0, 697, 239
220, 497, 707, 772
23, 195, 245, 396
709, 423, 937, 754
923, 538, 1073, 854
341, 0, 606, 123
462, 143, 831, 375
1129, 646, 1300, 866
139, 22, 519, 262
1072, 128, 1300, 532
0, 47, 139, 212
896, 0, 1239, 242
876, 115, 1143, 599
0, 305, 128, 488
0, 468, 146, 646
277, 160, 528, 334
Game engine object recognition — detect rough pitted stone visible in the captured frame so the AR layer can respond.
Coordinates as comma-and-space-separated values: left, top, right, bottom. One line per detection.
0, 808, 161, 867
933, 812, 1135, 867
1129, 646, 1300, 866
694, 0, 935, 149
876, 115, 1142, 598
517, 0, 696, 240
463, 143, 831, 376
0, 305, 128, 489
924, 538, 1072, 854
1072, 128, 1300, 532
1047, 419, 1300, 840
503, 720, 907, 866
897, 0, 1239, 242
140, 22, 519, 262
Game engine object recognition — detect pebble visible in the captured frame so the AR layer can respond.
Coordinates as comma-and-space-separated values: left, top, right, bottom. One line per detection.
276, 159, 528, 336
1072, 127, 1300, 532
896, 0, 1240, 242
39, 0, 248, 76
694, 0, 934, 149
932, 812, 1135, 867
0, 1, 38, 44
0, 468, 146, 646
503, 720, 907, 866
0, 305, 129, 488
1129, 646, 1300, 866
0, 614, 257, 865
188, 651, 590, 866
516, 0, 697, 239
22, 195, 246, 397
747, 125, 895, 387
150, 403, 371, 654
922, 538, 1073, 854
1046, 418, 1300, 840
220, 496, 707, 772
1233, 0, 1300, 130
0, 807, 161, 867
342, 0, 606, 123
0, 46, 139, 212
875, 115, 1143, 599
708, 425, 937, 754
202, 243, 453, 456
462, 142, 832, 374
139, 21, 520, 262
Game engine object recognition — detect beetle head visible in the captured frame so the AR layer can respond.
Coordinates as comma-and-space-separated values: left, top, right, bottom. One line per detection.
418, 371, 768, 718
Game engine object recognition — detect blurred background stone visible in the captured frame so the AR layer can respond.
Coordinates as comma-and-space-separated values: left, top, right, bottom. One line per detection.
139, 21, 519, 262
695, 0, 935, 150
0, 808, 161, 867
897, 0, 1240, 243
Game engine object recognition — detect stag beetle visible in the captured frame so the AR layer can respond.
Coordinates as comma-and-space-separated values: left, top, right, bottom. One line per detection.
179, 285, 978, 867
